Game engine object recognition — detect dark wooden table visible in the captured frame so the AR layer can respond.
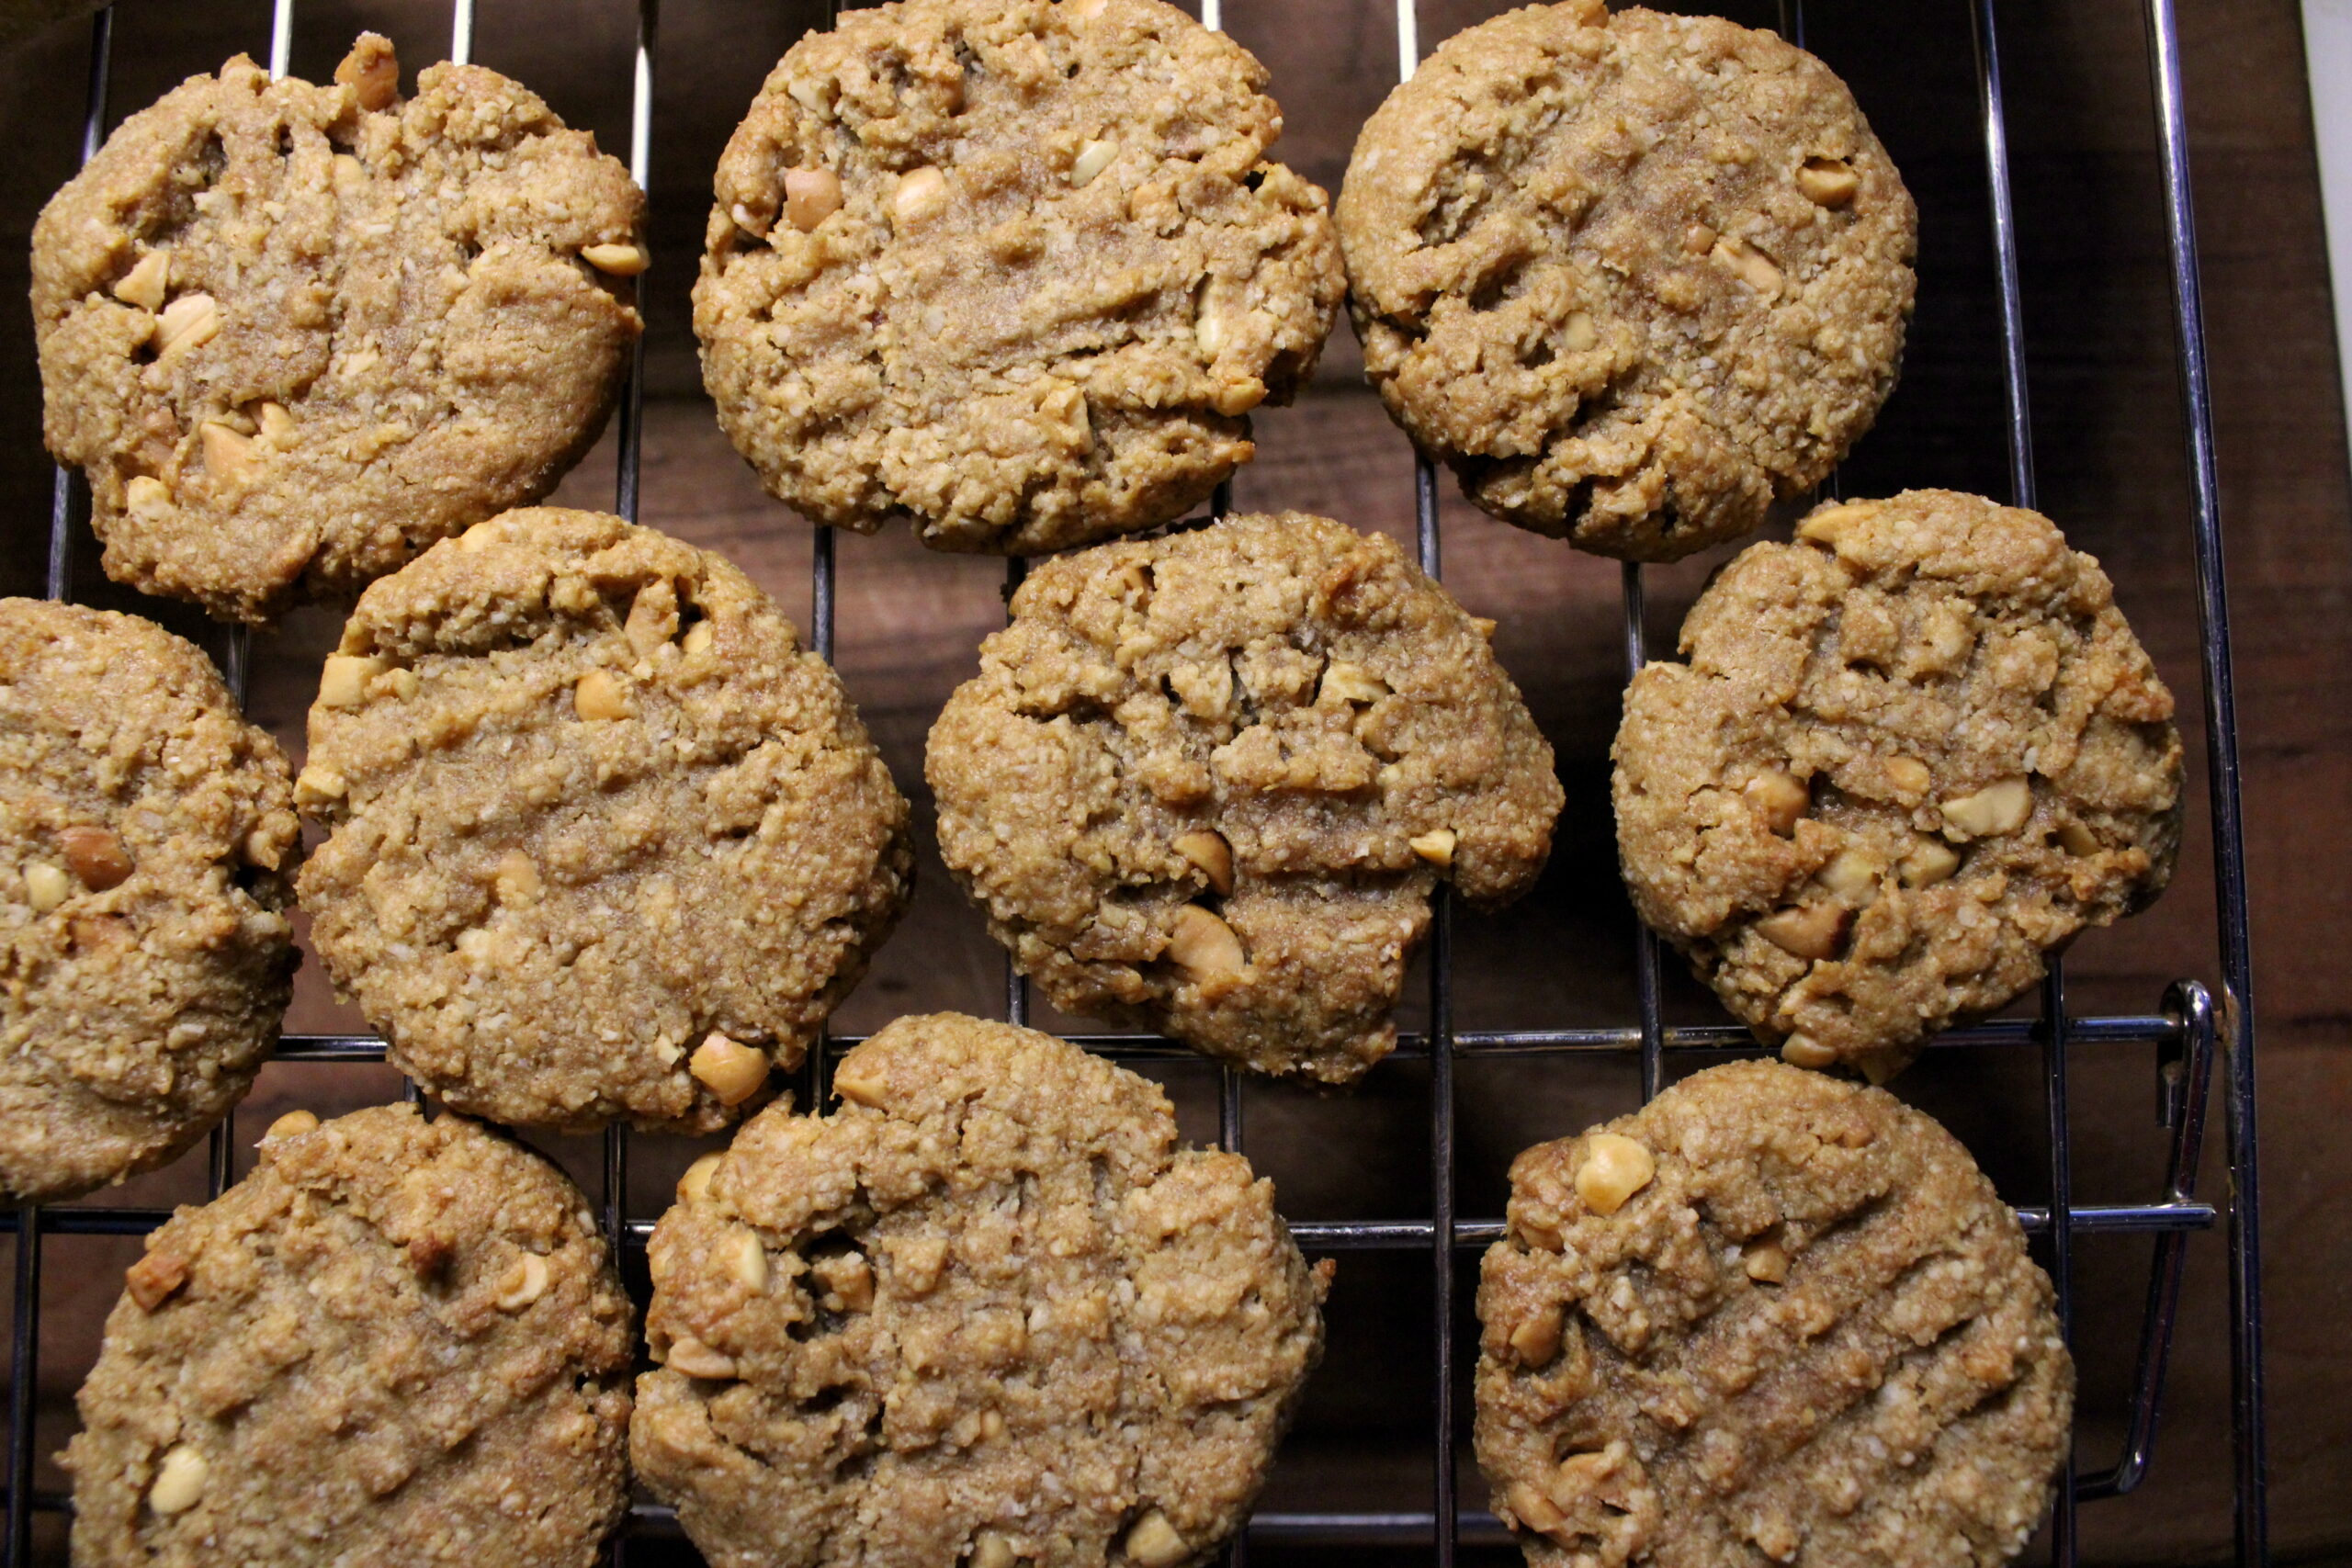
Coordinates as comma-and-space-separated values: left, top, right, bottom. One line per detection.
0, 2, 2344, 1562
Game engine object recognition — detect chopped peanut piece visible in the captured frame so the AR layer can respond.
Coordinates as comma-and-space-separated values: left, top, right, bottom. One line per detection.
970, 1531, 1020, 1568
677, 1151, 724, 1203
1743, 771, 1808, 835
1574, 1133, 1655, 1215
1817, 846, 1882, 897
1940, 777, 2033, 839
573, 669, 631, 721
893, 166, 948, 225
494, 1253, 548, 1311
265, 1110, 319, 1142
689, 1032, 768, 1106
1172, 829, 1233, 894
681, 620, 717, 658
1122, 1511, 1189, 1568
334, 35, 400, 110
1797, 156, 1860, 207
23, 864, 70, 913
1070, 138, 1120, 186
1883, 755, 1932, 795
1508, 1302, 1565, 1367
1509, 1481, 1568, 1537
113, 251, 168, 310
722, 1228, 768, 1292
1682, 223, 1716, 254
1710, 234, 1783, 296
582, 243, 649, 276
1796, 502, 1871, 547
1899, 840, 1961, 888
59, 827, 132, 891
2056, 819, 2100, 856
147, 1445, 208, 1515
664, 1335, 738, 1379
316, 655, 386, 710
125, 1248, 189, 1312
155, 293, 220, 361
126, 476, 171, 517
1211, 376, 1265, 416
1318, 662, 1388, 705
294, 764, 346, 807
493, 850, 541, 907
785, 167, 843, 231
198, 421, 254, 487
1742, 1240, 1791, 1283
833, 1062, 888, 1108
1409, 828, 1458, 867
256, 401, 296, 446
1167, 905, 1248, 997
1756, 902, 1846, 960
1780, 1035, 1838, 1069
1563, 310, 1597, 352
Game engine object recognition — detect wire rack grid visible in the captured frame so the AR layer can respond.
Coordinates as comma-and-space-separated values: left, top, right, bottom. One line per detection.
4, 0, 2267, 1563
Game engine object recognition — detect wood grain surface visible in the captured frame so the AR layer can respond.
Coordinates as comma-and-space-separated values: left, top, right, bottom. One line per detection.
0, 2, 2344, 1563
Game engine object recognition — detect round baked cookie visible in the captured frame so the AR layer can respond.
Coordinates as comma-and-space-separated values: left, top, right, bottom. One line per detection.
66, 1103, 634, 1568
296, 508, 912, 1132
633, 1011, 1330, 1568
696, 0, 1343, 554
1338, 2, 1917, 560
927, 512, 1561, 1084
0, 599, 299, 1202
1612, 491, 2182, 1081
33, 35, 645, 624
1476, 1061, 2073, 1568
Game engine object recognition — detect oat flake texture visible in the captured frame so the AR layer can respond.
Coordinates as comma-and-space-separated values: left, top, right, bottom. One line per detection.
927, 512, 1562, 1084
0, 599, 298, 1202
296, 508, 911, 1133
1339, 1, 1917, 560
1476, 1061, 2073, 1568
32, 36, 644, 623
695, 0, 1343, 554
632, 1012, 1330, 1568
66, 1104, 635, 1568
1612, 491, 2182, 1082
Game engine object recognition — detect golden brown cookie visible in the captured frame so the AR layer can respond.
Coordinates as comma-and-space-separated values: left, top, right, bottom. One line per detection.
65, 1104, 635, 1568
296, 508, 911, 1133
633, 1012, 1330, 1568
1476, 1061, 2073, 1568
696, 0, 1343, 554
1338, 2, 1917, 559
0, 598, 298, 1202
33, 36, 644, 623
1612, 491, 2182, 1081
927, 513, 1561, 1084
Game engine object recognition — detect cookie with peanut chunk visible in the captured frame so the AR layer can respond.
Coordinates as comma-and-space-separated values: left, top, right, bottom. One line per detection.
32, 34, 644, 623
0, 598, 298, 1202
633, 1012, 1329, 1568
295, 508, 911, 1133
1339, 2, 1916, 560
66, 1103, 634, 1568
696, 0, 1342, 554
926, 512, 1561, 1083
1612, 491, 2182, 1080
1476, 1060, 2073, 1568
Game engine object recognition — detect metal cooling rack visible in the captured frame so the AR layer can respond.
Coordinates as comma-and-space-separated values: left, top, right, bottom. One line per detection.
5, 0, 2268, 1563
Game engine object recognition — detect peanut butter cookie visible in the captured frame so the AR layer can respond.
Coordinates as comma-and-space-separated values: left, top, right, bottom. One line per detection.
1612, 491, 2182, 1081
927, 513, 1561, 1084
296, 509, 911, 1133
1339, 2, 1916, 560
0, 599, 298, 1202
33, 35, 644, 623
66, 1103, 634, 1568
632, 1012, 1330, 1568
696, 0, 1342, 554
1476, 1061, 2073, 1568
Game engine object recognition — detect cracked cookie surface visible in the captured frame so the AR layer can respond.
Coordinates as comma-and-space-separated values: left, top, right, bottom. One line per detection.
296, 508, 911, 1133
1338, 1, 1916, 560
695, 0, 1342, 554
927, 512, 1560, 1083
0, 598, 298, 1202
66, 1103, 634, 1568
632, 1012, 1329, 1568
33, 35, 643, 623
1476, 1061, 2072, 1568
1612, 491, 2181, 1080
